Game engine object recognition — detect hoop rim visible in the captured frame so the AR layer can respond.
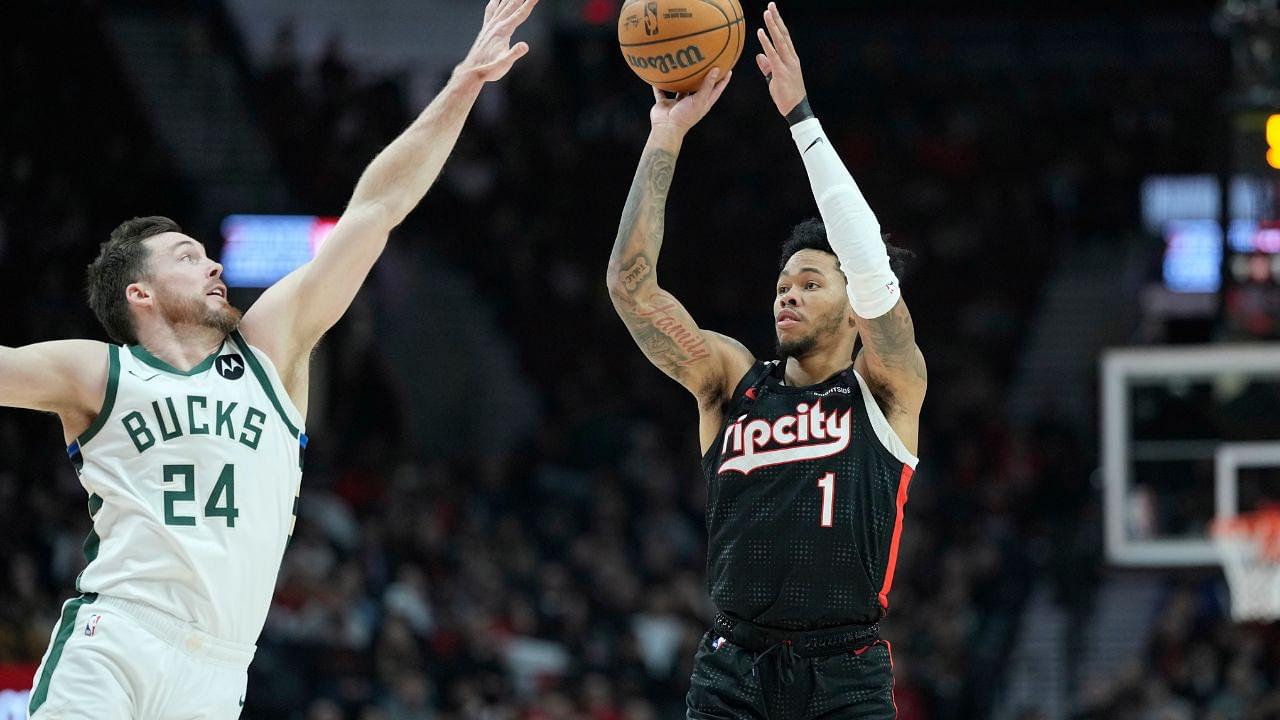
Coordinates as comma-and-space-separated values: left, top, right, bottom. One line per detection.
1212, 507, 1280, 565
1210, 506, 1280, 539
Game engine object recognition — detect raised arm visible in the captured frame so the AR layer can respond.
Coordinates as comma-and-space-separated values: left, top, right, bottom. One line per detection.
606, 71, 753, 435
757, 3, 926, 422
240, 0, 538, 400
0, 340, 110, 441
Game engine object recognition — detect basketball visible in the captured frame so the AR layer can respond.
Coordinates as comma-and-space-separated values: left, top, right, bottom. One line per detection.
618, 0, 745, 93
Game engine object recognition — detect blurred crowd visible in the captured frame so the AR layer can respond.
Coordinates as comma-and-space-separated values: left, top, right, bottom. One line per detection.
0, 2, 1252, 719
1071, 583, 1280, 719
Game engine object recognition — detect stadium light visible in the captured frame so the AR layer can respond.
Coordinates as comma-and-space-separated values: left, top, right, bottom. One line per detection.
1268, 114, 1280, 170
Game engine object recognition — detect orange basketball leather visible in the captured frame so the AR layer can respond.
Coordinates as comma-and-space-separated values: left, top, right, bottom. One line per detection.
619, 0, 745, 93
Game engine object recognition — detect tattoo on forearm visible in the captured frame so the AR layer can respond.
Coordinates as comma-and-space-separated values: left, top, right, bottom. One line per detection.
634, 292, 711, 366
618, 291, 712, 378
609, 148, 676, 293
608, 147, 716, 380
865, 303, 927, 383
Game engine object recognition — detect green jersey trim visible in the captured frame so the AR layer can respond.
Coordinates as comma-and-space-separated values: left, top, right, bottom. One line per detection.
76, 345, 121, 448
229, 330, 300, 439
75, 494, 104, 593
129, 342, 221, 377
29, 593, 98, 715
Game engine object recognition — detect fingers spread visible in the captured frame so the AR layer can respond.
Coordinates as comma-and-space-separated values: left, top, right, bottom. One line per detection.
768, 3, 792, 44
763, 8, 787, 56
494, 0, 525, 24
491, 45, 527, 74
504, 0, 539, 27
755, 53, 772, 77
757, 27, 780, 63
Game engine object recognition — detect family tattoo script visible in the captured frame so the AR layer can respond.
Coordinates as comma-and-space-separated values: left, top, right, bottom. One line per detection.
635, 291, 712, 366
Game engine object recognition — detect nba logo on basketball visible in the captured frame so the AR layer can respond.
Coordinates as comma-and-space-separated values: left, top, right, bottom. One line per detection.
644, 2, 659, 35
84, 614, 102, 636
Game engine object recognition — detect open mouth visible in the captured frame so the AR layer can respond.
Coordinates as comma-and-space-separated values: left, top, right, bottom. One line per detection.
207, 286, 227, 299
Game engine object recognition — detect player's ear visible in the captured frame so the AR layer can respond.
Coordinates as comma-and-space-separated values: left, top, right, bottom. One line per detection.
126, 281, 153, 309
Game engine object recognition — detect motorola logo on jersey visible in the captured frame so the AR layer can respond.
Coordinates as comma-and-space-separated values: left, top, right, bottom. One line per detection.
718, 400, 852, 475
216, 354, 245, 380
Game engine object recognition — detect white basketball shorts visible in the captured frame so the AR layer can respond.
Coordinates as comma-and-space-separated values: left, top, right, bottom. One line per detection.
27, 594, 255, 719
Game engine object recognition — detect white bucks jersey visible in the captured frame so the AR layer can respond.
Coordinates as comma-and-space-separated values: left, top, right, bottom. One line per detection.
68, 330, 305, 645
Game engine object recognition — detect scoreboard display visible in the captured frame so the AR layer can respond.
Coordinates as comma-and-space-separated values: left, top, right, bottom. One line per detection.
1144, 111, 1280, 338
1224, 111, 1280, 338
220, 214, 338, 288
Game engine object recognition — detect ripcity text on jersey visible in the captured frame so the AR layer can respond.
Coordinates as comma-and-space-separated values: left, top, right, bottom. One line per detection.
67, 330, 306, 645
701, 360, 918, 631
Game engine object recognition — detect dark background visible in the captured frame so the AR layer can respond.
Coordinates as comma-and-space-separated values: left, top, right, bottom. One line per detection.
2, 1, 1277, 718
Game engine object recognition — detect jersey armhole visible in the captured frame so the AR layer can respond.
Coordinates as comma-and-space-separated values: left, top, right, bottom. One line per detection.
229, 330, 304, 439
74, 344, 121, 449
731, 361, 770, 400
850, 369, 919, 469
700, 361, 772, 466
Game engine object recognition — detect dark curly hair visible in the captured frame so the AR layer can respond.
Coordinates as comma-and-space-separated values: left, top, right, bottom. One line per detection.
778, 218, 912, 277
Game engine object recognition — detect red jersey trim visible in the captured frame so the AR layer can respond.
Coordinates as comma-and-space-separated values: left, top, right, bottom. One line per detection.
877, 464, 914, 611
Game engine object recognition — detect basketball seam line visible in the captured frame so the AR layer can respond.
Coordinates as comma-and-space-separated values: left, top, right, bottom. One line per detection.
653, 23, 735, 85
619, 17, 744, 49
621, 1, 740, 87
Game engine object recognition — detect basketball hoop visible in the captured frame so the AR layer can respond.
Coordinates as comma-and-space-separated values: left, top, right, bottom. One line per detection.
1211, 508, 1280, 622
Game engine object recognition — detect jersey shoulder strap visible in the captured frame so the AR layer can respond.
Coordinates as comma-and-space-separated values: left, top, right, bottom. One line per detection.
701, 361, 773, 470
848, 369, 918, 468
228, 330, 301, 439
726, 361, 774, 415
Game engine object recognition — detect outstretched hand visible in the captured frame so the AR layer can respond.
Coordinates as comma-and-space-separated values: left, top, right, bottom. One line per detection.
650, 68, 734, 135
756, 2, 808, 117
456, 0, 539, 83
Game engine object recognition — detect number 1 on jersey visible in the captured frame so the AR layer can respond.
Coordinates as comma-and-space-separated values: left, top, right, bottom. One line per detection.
817, 472, 835, 528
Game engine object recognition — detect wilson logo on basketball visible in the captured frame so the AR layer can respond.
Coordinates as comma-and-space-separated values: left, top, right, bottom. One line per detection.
618, 0, 743, 93
624, 45, 706, 75
718, 400, 852, 476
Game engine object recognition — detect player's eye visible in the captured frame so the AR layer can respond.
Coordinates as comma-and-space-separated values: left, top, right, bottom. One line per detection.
805, 282, 820, 290
777, 286, 788, 295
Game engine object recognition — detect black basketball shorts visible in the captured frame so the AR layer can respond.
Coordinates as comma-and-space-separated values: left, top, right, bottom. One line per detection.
686, 630, 896, 720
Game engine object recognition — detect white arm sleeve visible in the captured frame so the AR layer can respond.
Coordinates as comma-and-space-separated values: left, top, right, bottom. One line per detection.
790, 118, 900, 319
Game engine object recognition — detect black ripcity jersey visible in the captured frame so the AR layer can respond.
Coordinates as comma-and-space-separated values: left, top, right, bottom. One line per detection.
701, 360, 918, 630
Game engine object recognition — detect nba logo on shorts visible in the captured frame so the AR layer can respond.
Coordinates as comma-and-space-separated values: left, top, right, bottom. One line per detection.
712, 636, 726, 651
84, 614, 102, 637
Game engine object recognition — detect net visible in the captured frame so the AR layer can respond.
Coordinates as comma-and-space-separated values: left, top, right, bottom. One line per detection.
1211, 508, 1280, 622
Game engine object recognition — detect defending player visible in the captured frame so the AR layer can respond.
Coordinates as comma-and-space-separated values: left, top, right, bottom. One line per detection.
605, 4, 925, 718
5, 1, 537, 717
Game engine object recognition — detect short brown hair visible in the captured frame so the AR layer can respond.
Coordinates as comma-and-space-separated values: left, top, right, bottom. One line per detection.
87, 216, 181, 344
